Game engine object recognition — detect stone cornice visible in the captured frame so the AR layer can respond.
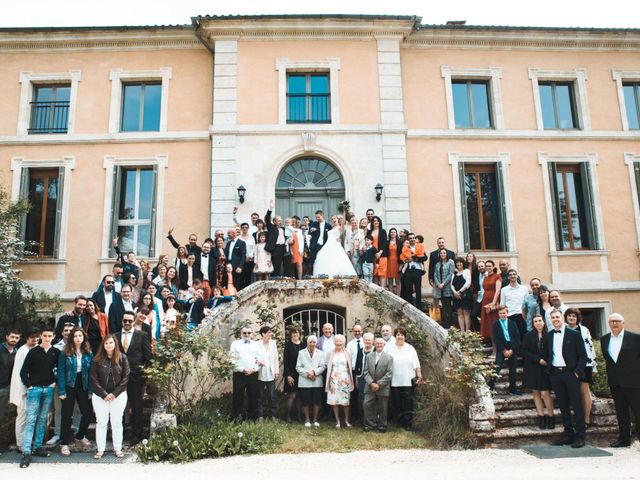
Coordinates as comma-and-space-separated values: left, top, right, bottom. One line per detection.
0, 29, 202, 53
405, 28, 640, 51
194, 17, 416, 44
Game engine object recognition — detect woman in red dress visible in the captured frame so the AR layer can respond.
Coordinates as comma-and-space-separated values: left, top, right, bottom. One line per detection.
384, 228, 401, 296
480, 259, 502, 348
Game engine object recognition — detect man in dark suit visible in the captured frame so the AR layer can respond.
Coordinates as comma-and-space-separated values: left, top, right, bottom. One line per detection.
264, 200, 287, 276
600, 313, 640, 447
308, 209, 332, 268
91, 275, 121, 316
117, 311, 152, 444
428, 237, 455, 286
166, 227, 202, 257
363, 337, 393, 432
54, 295, 87, 338
108, 284, 136, 335
224, 228, 247, 290
489, 305, 522, 395
546, 308, 588, 448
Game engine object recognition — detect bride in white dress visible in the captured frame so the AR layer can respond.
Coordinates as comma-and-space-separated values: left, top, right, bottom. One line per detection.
313, 215, 357, 278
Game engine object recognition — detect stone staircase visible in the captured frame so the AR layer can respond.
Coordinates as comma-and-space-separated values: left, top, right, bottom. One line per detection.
472, 347, 619, 447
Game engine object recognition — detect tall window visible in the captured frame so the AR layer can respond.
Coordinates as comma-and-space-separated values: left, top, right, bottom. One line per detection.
452, 80, 492, 128
623, 83, 640, 130
461, 164, 506, 251
539, 82, 578, 129
24, 169, 60, 256
112, 167, 156, 256
121, 82, 161, 132
28, 85, 70, 134
549, 163, 598, 250
287, 73, 330, 123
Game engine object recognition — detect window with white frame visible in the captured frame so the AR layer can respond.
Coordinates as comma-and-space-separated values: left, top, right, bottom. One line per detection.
529, 68, 590, 131
624, 153, 640, 252
449, 153, 515, 253
11, 156, 75, 260
102, 155, 167, 260
276, 58, 340, 125
441, 66, 504, 130
17, 70, 81, 135
108, 68, 171, 133
612, 69, 640, 131
539, 153, 604, 252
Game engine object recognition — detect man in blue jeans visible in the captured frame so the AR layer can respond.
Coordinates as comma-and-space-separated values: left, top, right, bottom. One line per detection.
19, 326, 60, 468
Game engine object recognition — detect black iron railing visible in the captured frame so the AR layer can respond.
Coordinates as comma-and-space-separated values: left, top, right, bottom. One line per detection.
28, 101, 70, 134
287, 93, 331, 123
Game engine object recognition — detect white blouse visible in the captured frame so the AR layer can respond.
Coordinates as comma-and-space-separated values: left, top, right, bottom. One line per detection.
386, 342, 421, 387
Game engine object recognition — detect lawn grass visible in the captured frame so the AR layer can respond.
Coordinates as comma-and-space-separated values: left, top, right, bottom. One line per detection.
263, 421, 431, 454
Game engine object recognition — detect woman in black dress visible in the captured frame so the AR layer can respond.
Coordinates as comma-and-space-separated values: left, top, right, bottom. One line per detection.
451, 257, 473, 333
521, 314, 554, 429
283, 326, 305, 423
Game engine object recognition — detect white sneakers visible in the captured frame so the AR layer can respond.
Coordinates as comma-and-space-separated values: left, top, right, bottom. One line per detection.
304, 422, 311, 428
46, 435, 60, 446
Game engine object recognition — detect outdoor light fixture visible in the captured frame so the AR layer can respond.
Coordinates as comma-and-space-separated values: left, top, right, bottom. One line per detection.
237, 185, 246, 204
375, 183, 384, 202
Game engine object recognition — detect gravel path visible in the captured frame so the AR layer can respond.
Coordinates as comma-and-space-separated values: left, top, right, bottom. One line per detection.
2, 444, 639, 479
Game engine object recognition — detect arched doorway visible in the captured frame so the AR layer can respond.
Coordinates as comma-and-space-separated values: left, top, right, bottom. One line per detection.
275, 157, 345, 219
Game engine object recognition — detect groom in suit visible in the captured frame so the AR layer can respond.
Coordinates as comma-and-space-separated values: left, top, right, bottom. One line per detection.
600, 313, 640, 447
308, 210, 332, 268
225, 228, 246, 290
363, 337, 393, 432
264, 200, 286, 276
546, 308, 588, 448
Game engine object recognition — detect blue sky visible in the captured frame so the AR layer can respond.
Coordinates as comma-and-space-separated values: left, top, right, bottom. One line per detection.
1, 0, 637, 29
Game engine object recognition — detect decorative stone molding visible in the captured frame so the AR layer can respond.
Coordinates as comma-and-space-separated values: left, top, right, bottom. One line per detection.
275, 57, 340, 125
17, 70, 82, 135
441, 66, 504, 130
108, 67, 172, 134
528, 68, 590, 131
448, 152, 516, 254
301, 132, 316, 151
612, 69, 640, 131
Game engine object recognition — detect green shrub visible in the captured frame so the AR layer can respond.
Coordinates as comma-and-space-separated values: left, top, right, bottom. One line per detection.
137, 419, 283, 463
592, 340, 611, 398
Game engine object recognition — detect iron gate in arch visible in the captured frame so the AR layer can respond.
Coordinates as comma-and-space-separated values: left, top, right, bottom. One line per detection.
283, 306, 346, 336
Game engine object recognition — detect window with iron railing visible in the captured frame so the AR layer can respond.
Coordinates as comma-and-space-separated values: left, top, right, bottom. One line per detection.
28, 85, 70, 134
287, 73, 330, 123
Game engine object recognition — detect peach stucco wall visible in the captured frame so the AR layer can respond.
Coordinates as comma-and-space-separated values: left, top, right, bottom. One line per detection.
0, 47, 212, 135
401, 48, 640, 131
236, 40, 381, 125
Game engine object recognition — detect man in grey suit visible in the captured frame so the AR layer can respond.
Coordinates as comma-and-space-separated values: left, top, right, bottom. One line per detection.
363, 337, 393, 432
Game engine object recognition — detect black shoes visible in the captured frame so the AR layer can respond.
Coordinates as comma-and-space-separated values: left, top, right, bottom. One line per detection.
20, 454, 31, 468
609, 439, 631, 448
571, 438, 586, 449
507, 389, 522, 396
363, 426, 373, 432
546, 415, 555, 430
553, 436, 574, 446
378, 427, 387, 433
33, 448, 51, 457
538, 416, 546, 430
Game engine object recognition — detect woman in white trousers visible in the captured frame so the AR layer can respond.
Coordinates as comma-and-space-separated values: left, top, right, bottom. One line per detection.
90, 335, 130, 458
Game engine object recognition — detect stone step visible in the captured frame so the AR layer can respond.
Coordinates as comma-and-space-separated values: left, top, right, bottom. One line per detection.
495, 408, 561, 428
493, 393, 551, 411
477, 425, 619, 448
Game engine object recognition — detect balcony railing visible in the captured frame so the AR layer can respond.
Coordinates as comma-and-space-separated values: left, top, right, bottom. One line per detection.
28, 101, 70, 134
287, 93, 331, 123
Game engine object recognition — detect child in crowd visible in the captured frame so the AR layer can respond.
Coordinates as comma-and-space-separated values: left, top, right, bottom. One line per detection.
361, 235, 377, 282
254, 232, 273, 281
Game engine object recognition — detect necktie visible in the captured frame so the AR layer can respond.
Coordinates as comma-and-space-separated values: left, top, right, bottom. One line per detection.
355, 339, 363, 374
123, 333, 130, 352
244, 339, 250, 344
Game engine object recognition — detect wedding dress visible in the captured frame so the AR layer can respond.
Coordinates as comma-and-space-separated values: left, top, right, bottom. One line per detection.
313, 228, 357, 277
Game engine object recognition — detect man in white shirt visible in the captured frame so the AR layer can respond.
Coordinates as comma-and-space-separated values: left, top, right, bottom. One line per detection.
316, 323, 335, 355
547, 309, 587, 448
229, 326, 260, 421
346, 324, 365, 422
545, 290, 568, 329
380, 324, 396, 349
10, 328, 39, 452
499, 269, 529, 341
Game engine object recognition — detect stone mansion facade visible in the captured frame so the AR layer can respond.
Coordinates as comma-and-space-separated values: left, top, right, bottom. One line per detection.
1, 15, 639, 333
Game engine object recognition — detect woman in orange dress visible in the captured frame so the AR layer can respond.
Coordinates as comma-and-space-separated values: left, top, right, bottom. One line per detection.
480, 259, 502, 349
368, 216, 387, 287
290, 224, 303, 280
384, 228, 401, 296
